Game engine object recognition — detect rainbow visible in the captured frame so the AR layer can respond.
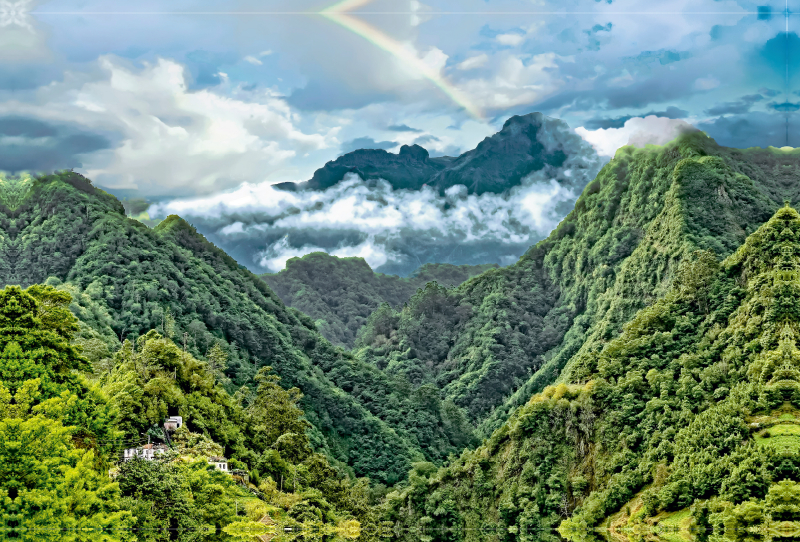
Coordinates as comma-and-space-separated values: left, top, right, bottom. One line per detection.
320, 0, 483, 119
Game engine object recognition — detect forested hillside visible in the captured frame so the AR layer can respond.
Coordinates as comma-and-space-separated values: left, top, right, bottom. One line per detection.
353, 133, 800, 436
386, 205, 800, 540
0, 283, 381, 539
262, 252, 495, 347
3, 132, 800, 540
0, 171, 475, 485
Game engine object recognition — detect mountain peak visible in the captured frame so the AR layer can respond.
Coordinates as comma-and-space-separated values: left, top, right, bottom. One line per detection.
291, 111, 600, 196
398, 143, 429, 161
501, 111, 546, 130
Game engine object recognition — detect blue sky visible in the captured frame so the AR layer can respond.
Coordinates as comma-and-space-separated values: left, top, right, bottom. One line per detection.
1, 0, 798, 272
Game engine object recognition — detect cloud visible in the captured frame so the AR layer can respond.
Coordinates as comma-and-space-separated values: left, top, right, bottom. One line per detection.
768, 101, 800, 113
696, 111, 792, 148
150, 136, 603, 274
456, 54, 489, 71
575, 116, 695, 157
456, 52, 562, 110
582, 105, 689, 130
0, 115, 116, 173
0, 0, 51, 63
339, 137, 397, 154
704, 94, 764, 116
259, 236, 397, 273
386, 124, 423, 132
2, 55, 335, 196
694, 76, 720, 91
413, 134, 440, 145
243, 55, 262, 66
496, 33, 526, 47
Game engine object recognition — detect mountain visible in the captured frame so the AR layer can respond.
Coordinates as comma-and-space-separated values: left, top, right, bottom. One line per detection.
261, 252, 497, 348
0, 171, 477, 485
153, 112, 604, 278
275, 143, 454, 192
354, 132, 800, 438
277, 112, 593, 197
386, 205, 800, 539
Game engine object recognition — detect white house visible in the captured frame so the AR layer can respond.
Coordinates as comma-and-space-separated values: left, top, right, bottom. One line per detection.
208, 456, 231, 473
164, 416, 183, 431
123, 443, 168, 461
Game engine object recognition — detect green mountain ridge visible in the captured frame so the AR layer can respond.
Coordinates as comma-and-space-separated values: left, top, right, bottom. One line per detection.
386, 204, 800, 540
261, 252, 497, 348
351, 133, 800, 437
4, 132, 800, 539
0, 171, 475, 485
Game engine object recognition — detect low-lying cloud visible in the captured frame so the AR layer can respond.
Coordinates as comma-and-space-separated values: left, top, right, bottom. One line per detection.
151, 146, 602, 275
575, 116, 695, 157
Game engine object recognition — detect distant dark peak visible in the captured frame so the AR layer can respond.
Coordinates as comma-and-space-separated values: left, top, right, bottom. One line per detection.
501, 112, 546, 130
272, 181, 300, 192
399, 144, 429, 161
296, 111, 585, 195
350, 148, 392, 157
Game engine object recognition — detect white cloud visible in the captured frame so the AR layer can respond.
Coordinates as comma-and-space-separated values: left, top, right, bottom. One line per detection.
5, 55, 335, 195
420, 47, 449, 75
496, 33, 526, 47
0, 0, 52, 62
456, 54, 489, 71
151, 125, 602, 273
243, 55, 263, 65
259, 236, 395, 271
409, 0, 434, 27
575, 116, 695, 157
220, 221, 245, 235
457, 52, 562, 110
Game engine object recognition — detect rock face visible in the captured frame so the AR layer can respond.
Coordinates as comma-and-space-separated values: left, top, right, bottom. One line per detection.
280, 112, 592, 195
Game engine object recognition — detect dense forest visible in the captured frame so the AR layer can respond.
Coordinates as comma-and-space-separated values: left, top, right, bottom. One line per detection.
262, 253, 495, 348
386, 205, 800, 541
0, 171, 483, 484
2, 131, 800, 540
353, 133, 800, 438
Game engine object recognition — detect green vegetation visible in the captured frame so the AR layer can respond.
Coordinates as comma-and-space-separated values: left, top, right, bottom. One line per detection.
0, 285, 132, 537
384, 204, 800, 541
0, 170, 481, 483
0, 283, 375, 540
262, 251, 496, 348
353, 136, 800, 437
3, 134, 800, 540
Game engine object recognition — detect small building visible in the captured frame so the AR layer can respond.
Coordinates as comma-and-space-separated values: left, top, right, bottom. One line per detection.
123, 443, 168, 461
164, 416, 183, 431
208, 456, 231, 473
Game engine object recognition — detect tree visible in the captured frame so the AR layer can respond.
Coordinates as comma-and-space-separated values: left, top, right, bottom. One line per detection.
205, 341, 228, 384
0, 285, 132, 536
247, 366, 310, 453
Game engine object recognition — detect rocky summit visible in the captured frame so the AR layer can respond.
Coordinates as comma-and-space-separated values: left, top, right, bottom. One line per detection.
277, 112, 601, 196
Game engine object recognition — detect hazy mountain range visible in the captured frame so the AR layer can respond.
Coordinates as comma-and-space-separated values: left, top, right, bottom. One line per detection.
147, 112, 605, 276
